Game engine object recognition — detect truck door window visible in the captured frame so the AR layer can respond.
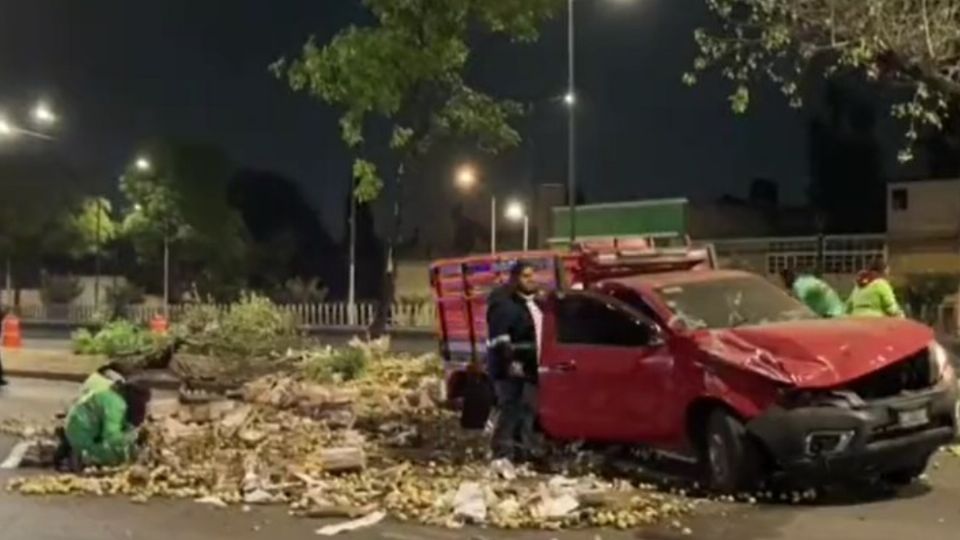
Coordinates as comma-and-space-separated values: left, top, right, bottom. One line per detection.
607, 288, 660, 323
557, 296, 652, 347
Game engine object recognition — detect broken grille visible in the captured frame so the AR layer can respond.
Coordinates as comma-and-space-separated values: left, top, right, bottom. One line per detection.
846, 348, 934, 400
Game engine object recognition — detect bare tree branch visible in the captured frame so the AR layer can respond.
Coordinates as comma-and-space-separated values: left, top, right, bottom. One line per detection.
689, 0, 960, 160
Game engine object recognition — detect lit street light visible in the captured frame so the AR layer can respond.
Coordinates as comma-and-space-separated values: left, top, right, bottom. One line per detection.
504, 200, 525, 222
32, 102, 57, 126
454, 163, 498, 254
455, 164, 478, 190
0, 101, 58, 141
0, 99, 60, 305
132, 155, 167, 317
505, 200, 530, 251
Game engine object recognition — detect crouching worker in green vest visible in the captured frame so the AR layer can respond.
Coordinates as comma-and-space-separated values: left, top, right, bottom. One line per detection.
847, 260, 904, 318
780, 267, 845, 318
56, 382, 151, 471
78, 362, 127, 400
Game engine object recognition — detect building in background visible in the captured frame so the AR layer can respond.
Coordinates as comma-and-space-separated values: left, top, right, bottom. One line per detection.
887, 178, 960, 274
548, 197, 779, 246
545, 193, 885, 299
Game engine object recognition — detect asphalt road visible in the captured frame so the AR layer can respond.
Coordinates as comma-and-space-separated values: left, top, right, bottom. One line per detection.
2, 378, 960, 540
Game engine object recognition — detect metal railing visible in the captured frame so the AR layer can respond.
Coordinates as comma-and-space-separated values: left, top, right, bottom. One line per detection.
9, 302, 438, 329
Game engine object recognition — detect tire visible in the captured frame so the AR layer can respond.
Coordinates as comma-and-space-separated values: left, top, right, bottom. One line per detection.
703, 409, 761, 493
881, 454, 931, 486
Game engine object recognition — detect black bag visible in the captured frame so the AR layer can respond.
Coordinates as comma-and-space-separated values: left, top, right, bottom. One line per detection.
459, 371, 495, 430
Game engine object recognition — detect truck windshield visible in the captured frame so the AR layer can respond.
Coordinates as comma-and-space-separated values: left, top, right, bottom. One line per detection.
656, 276, 817, 330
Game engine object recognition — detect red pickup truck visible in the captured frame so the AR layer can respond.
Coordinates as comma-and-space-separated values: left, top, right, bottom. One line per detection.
430, 239, 959, 491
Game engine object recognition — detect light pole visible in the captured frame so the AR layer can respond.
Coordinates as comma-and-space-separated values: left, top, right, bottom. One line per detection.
163, 234, 170, 318
505, 201, 530, 251
0, 100, 59, 307
0, 101, 57, 141
566, 0, 577, 247
94, 197, 102, 310
455, 164, 498, 254
133, 154, 159, 315
347, 184, 358, 326
131, 157, 168, 318
564, 0, 636, 247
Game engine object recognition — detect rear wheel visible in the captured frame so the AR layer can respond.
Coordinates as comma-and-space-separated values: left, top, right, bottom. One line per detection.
703, 409, 762, 493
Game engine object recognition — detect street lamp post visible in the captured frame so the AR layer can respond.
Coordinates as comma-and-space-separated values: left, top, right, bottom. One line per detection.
347, 185, 358, 326
564, 0, 636, 247
163, 234, 170, 318
131, 159, 168, 318
0, 101, 56, 141
505, 201, 530, 252
566, 0, 577, 247
455, 164, 499, 254
490, 196, 498, 254
93, 197, 102, 310
0, 100, 59, 307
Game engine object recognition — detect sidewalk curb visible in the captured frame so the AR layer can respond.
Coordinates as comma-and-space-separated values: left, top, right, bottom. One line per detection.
6, 369, 183, 391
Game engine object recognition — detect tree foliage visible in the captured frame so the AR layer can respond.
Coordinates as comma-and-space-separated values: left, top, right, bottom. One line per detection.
120, 140, 249, 300
228, 169, 341, 295
0, 154, 80, 267
688, 0, 960, 160
53, 197, 120, 259
274, 0, 562, 202
120, 164, 190, 256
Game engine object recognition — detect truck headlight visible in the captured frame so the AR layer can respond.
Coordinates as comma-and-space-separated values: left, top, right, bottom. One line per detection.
929, 341, 955, 383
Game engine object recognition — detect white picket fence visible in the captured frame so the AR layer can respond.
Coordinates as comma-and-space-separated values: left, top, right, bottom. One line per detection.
12, 301, 437, 329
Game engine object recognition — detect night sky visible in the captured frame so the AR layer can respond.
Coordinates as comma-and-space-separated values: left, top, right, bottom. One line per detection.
0, 0, 816, 237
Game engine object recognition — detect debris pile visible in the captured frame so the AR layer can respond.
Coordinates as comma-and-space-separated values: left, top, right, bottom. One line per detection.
6, 347, 695, 531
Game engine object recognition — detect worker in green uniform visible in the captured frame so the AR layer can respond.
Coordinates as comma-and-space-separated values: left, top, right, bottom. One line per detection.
780, 268, 845, 318
60, 382, 152, 469
78, 363, 127, 400
847, 260, 905, 318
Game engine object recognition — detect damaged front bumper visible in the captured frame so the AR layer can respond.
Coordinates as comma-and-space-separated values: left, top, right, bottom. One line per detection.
747, 382, 959, 480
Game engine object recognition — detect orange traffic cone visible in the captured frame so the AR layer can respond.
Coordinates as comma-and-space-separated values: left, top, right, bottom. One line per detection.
149, 314, 169, 335
2, 315, 22, 349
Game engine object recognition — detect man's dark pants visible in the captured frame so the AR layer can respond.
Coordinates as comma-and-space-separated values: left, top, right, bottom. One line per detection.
492, 378, 537, 460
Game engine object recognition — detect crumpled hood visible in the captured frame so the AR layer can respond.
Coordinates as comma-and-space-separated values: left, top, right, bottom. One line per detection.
694, 318, 934, 388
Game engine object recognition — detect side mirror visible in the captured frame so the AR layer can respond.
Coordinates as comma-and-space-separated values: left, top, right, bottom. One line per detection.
646, 322, 666, 347
667, 315, 690, 335
632, 320, 664, 347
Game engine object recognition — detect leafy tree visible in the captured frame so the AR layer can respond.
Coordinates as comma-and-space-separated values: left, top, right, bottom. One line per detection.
347, 195, 385, 301
687, 0, 960, 160
120, 140, 248, 301
51, 197, 120, 259
919, 101, 960, 177
274, 0, 561, 329
806, 80, 886, 233
120, 160, 191, 262
227, 169, 340, 294
0, 153, 82, 304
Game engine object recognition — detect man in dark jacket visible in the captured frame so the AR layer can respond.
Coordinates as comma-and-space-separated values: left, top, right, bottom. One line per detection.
486, 261, 542, 461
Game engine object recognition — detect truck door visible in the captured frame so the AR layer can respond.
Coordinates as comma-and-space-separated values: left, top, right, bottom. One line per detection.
539, 292, 673, 443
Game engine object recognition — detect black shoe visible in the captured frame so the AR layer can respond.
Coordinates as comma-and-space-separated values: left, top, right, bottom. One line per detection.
0, 378, 9, 387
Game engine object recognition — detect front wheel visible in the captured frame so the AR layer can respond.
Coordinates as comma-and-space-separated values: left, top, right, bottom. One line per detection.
881, 454, 932, 486
703, 409, 762, 493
